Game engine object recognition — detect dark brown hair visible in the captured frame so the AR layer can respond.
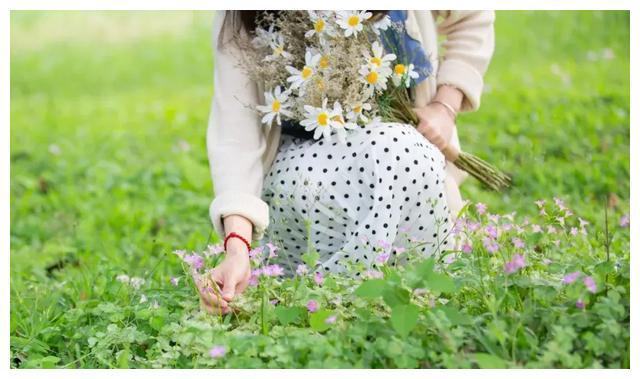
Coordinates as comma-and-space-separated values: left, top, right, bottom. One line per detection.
218, 10, 388, 49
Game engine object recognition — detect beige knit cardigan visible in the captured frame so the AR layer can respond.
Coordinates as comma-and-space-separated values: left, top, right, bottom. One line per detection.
207, 10, 495, 240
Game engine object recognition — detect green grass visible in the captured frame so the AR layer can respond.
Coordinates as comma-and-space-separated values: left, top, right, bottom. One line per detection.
10, 11, 629, 368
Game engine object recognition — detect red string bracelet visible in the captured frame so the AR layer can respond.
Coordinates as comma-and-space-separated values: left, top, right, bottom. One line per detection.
223, 232, 251, 253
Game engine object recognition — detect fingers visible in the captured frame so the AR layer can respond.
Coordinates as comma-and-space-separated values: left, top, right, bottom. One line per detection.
221, 275, 239, 302
198, 269, 229, 311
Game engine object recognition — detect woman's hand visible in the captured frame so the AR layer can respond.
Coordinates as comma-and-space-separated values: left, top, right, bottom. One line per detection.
414, 85, 464, 162
198, 215, 253, 315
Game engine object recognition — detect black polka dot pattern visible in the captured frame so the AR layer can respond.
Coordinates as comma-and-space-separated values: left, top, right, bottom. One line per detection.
260, 122, 452, 275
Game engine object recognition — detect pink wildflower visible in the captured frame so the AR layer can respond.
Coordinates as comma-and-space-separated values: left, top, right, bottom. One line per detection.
512, 237, 525, 249
504, 254, 526, 274
475, 202, 487, 215
482, 237, 499, 253
209, 345, 227, 358
376, 252, 390, 265
296, 264, 309, 276
461, 243, 473, 254
562, 271, 581, 284
325, 315, 337, 324
570, 227, 578, 236
307, 299, 319, 313
183, 254, 204, 270
583, 276, 597, 293
488, 214, 500, 223
619, 214, 630, 228
485, 225, 498, 239
531, 224, 543, 233
376, 239, 391, 250
575, 299, 585, 309
393, 246, 406, 255
314, 271, 324, 285
262, 264, 284, 277
534, 199, 546, 208
266, 242, 279, 258
170, 277, 180, 286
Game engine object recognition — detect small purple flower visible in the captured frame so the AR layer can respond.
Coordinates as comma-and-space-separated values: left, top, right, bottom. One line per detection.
262, 264, 284, 277
461, 243, 473, 254
376, 239, 391, 250
266, 242, 279, 258
248, 246, 264, 260
393, 246, 406, 255
570, 227, 578, 236
562, 271, 581, 284
296, 264, 309, 276
476, 202, 487, 215
619, 214, 630, 228
546, 225, 557, 234
314, 271, 324, 285
534, 199, 545, 208
183, 253, 204, 270
209, 345, 227, 358
364, 269, 383, 279
488, 214, 500, 224
466, 221, 480, 232
501, 223, 513, 232
307, 299, 318, 313
485, 225, 498, 239
504, 254, 526, 274
270, 299, 279, 305
511, 237, 525, 249
376, 252, 390, 265
248, 269, 261, 286
325, 315, 337, 324
482, 237, 499, 253
575, 299, 585, 309
205, 243, 224, 257
170, 277, 180, 286
554, 197, 567, 210
531, 224, 543, 233
578, 218, 589, 228
583, 276, 597, 293
444, 254, 455, 264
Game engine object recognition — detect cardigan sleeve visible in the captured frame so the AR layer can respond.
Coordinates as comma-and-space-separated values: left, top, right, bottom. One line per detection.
207, 10, 270, 241
433, 10, 495, 112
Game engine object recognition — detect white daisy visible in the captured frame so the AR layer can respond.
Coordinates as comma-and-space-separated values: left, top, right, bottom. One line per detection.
256, 86, 293, 126
363, 41, 396, 77
371, 14, 392, 35
300, 98, 336, 141
305, 11, 336, 41
285, 50, 322, 92
391, 63, 420, 87
346, 102, 372, 123
251, 25, 276, 49
336, 10, 372, 37
359, 65, 390, 98
329, 101, 358, 144
264, 34, 293, 62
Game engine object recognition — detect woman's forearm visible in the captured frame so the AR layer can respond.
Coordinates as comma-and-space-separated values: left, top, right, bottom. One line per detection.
222, 214, 253, 254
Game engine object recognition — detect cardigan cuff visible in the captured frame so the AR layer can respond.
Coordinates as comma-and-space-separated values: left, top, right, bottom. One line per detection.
209, 192, 270, 241
436, 59, 484, 112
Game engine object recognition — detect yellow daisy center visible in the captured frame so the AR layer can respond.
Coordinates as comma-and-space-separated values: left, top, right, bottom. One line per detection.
394, 64, 406, 75
301, 66, 313, 79
274, 46, 284, 55
353, 105, 362, 113
314, 19, 325, 32
370, 57, 382, 67
271, 100, 281, 112
348, 15, 360, 27
319, 56, 330, 69
317, 113, 329, 126
366, 71, 378, 85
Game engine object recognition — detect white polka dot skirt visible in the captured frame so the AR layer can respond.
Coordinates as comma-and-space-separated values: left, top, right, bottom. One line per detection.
260, 122, 453, 275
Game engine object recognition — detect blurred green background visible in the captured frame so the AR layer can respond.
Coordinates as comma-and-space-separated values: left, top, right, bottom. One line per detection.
10, 10, 629, 363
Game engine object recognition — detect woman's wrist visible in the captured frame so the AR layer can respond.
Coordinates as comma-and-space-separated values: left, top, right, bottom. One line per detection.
433, 84, 464, 114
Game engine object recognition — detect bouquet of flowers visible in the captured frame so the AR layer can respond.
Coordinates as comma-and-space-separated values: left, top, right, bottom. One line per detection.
234, 10, 511, 191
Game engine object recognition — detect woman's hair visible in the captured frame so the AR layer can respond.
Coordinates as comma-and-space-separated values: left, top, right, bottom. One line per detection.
218, 10, 388, 49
